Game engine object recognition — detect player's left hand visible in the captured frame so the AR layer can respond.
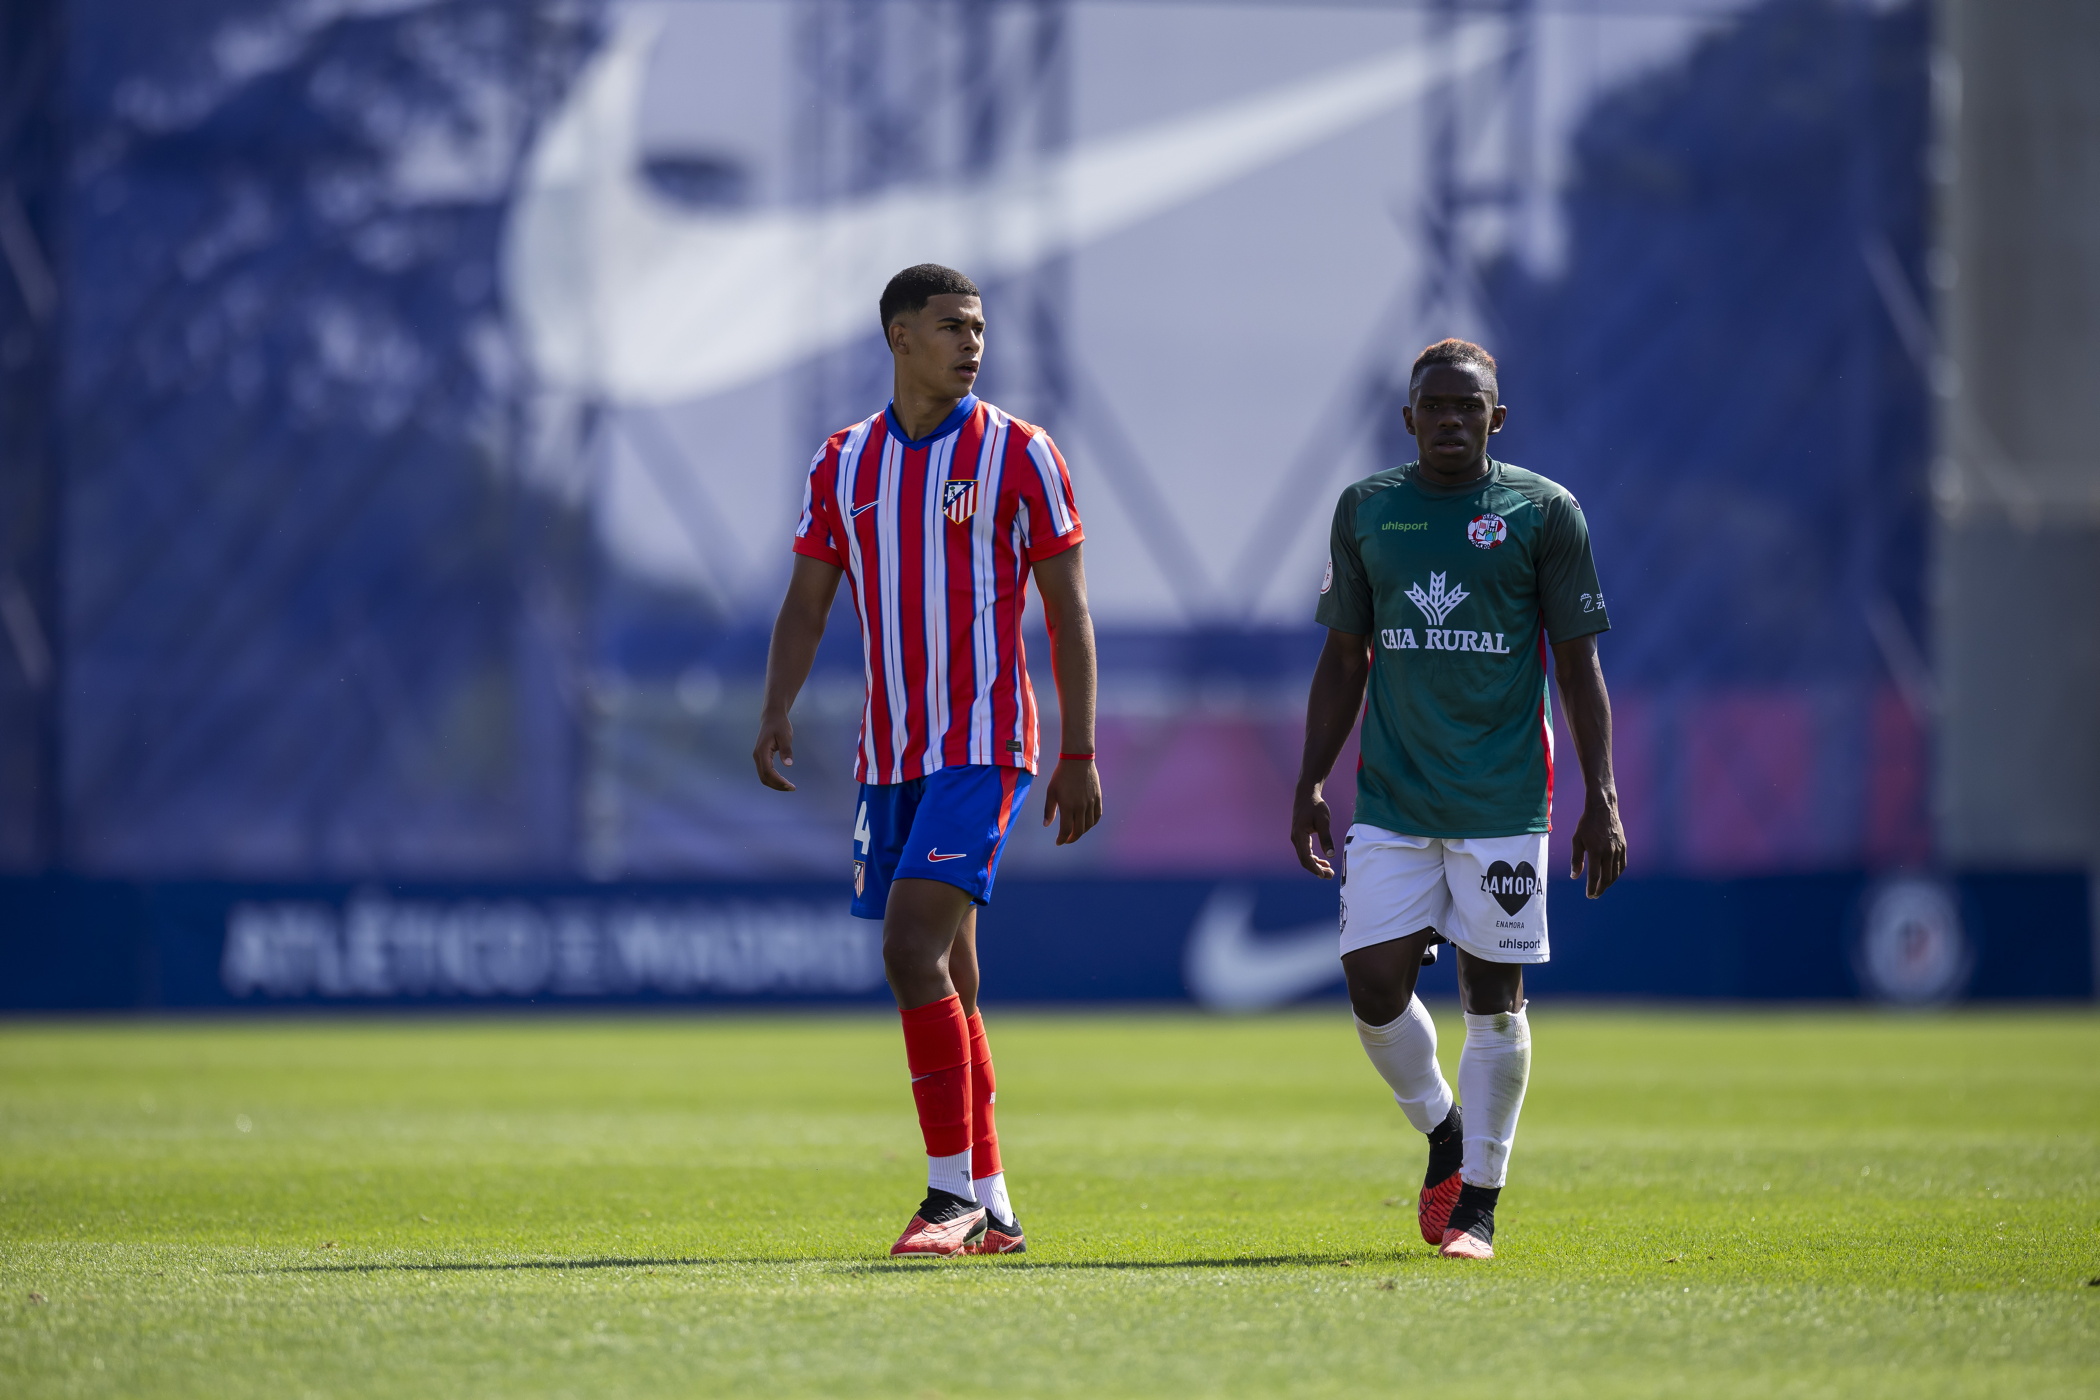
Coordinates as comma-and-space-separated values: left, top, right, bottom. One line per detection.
1292, 784, 1336, 879
1569, 794, 1626, 898
1042, 758, 1101, 845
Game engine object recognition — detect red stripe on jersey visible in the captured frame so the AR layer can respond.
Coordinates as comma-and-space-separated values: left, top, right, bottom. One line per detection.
1538, 630, 1556, 826
792, 398, 1083, 785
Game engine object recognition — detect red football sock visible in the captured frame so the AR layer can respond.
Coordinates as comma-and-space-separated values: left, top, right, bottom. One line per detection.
899, 995, 972, 1160
967, 1011, 1002, 1180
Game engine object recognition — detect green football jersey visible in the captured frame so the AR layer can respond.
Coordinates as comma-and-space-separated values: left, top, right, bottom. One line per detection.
1314, 458, 1609, 837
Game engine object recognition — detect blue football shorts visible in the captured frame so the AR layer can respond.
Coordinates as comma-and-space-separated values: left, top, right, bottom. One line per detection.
850, 764, 1034, 920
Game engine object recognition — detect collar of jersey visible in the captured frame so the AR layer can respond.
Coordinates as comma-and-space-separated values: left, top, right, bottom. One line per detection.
1405, 455, 1501, 498
882, 394, 979, 448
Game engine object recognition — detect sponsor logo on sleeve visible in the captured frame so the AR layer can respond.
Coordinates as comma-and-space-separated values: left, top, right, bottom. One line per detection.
1467, 513, 1508, 549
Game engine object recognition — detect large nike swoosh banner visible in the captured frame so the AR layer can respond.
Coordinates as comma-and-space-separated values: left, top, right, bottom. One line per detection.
503, 10, 1505, 404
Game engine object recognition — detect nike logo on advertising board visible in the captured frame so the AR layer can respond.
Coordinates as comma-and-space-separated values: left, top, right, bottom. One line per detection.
1181, 887, 1342, 1011
508, 13, 1508, 404
925, 850, 967, 862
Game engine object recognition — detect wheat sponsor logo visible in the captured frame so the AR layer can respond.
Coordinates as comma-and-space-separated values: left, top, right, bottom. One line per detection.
1405, 572, 1468, 626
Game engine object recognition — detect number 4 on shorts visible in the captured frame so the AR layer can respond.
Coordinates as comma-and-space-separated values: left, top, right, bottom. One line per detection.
854, 800, 871, 855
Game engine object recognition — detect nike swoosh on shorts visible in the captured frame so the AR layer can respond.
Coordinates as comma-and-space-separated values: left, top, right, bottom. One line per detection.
925, 850, 967, 862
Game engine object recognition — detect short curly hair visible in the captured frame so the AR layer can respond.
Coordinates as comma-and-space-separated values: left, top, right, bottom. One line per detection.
1408, 338, 1499, 399
880, 263, 981, 332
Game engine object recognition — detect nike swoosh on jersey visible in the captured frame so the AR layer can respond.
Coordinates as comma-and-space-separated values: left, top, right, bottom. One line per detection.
925, 850, 968, 862
1181, 886, 1342, 1010
851, 499, 881, 516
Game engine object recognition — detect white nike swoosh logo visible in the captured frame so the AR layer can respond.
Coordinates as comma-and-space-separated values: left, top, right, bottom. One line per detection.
851, 499, 881, 517
1182, 886, 1341, 1011
506, 13, 1506, 405
925, 850, 967, 863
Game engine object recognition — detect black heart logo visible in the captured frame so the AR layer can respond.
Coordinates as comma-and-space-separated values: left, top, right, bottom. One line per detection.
1482, 860, 1537, 917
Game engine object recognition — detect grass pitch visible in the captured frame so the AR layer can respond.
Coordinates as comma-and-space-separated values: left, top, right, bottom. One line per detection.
1, 1008, 2095, 1398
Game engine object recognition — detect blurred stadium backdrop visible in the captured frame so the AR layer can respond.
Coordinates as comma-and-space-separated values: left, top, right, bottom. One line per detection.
0, 0, 2093, 1010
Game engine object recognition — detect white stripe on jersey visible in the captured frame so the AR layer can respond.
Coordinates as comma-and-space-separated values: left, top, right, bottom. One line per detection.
922, 432, 956, 764
1024, 433, 1076, 537
833, 417, 879, 781
876, 435, 909, 783
794, 446, 825, 542
1008, 510, 1031, 762
967, 407, 1010, 766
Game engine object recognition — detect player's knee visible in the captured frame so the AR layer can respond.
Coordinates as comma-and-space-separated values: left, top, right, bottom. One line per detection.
1344, 966, 1412, 1027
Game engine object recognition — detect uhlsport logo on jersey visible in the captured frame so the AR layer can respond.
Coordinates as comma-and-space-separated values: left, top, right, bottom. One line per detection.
1467, 512, 1508, 549
941, 479, 980, 523
1481, 860, 1540, 915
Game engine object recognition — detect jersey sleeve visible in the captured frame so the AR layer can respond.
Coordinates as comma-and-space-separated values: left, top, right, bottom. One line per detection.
790, 443, 845, 568
1536, 491, 1610, 642
1016, 428, 1085, 562
1313, 486, 1374, 634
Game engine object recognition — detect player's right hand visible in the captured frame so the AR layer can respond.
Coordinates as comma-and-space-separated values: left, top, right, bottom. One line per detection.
1292, 785, 1335, 879
753, 711, 797, 791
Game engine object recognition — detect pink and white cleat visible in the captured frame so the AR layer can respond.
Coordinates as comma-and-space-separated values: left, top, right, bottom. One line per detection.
1419, 1105, 1464, 1246
889, 1189, 987, 1257
963, 1209, 1026, 1255
1437, 1183, 1499, 1259
1438, 1226, 1495, 1259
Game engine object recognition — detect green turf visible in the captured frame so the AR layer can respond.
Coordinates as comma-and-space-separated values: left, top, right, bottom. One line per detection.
1, 1008, 2096, 1398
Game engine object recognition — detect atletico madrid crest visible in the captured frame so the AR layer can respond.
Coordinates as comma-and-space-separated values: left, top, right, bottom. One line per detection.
942, 479, 980, 524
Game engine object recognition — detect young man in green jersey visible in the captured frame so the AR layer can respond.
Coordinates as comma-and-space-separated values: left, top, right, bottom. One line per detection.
1291, 338, 1626, 1260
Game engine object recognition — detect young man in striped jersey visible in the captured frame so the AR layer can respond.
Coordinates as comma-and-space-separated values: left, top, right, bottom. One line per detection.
754, 263, 1102, 1258
1292, 339, 1625, 1260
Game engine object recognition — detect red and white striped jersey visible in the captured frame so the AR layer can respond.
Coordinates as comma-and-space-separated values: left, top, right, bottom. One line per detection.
792, 395, 1084, 785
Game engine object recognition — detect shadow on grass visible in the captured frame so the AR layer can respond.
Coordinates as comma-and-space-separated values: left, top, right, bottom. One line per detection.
268, 1252, 1435, 1275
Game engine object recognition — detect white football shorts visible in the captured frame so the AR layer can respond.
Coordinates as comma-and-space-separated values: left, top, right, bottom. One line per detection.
1338, 824, 1551, 964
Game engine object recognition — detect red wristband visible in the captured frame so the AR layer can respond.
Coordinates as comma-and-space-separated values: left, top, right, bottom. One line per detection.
1059, 752, 1095, 762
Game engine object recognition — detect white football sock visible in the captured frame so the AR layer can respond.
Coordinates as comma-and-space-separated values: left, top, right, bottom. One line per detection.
1355, 995, 1456, 1134
973, 1171, 1014, 1223
927, 1150, 976, 1202
1457, 1003, 1532, 1188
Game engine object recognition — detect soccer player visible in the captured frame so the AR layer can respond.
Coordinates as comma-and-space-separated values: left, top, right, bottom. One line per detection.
753, 264, 1102, 1258
1291, 338, 1625, 1260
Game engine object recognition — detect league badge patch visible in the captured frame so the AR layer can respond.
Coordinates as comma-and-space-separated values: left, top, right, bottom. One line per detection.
1320, 559, 1333, 595
1467, 512, 1508, 549
942, 479, 980, 524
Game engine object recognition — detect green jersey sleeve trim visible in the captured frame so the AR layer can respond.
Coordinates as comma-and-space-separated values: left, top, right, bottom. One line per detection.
1535, 487, 1610, 643
1313, 478, 1380, 634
